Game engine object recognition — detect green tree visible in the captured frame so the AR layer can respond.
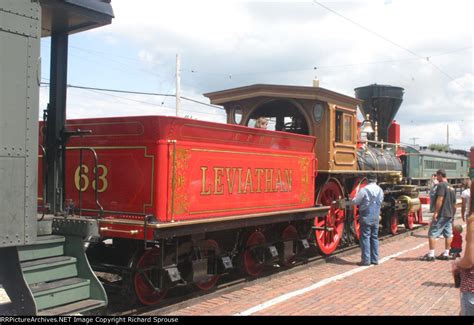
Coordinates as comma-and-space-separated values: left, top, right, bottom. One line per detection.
428, 144, 449, 151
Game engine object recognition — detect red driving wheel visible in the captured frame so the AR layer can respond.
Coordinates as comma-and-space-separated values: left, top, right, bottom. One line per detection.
404, 212, 415, 230
350, 178, 368, 241
314, 179, 345, 255
133, 248, 168, 305
243, 231, 266, 277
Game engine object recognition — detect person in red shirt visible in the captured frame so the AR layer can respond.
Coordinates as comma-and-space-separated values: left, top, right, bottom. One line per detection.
450, 224, 463, 258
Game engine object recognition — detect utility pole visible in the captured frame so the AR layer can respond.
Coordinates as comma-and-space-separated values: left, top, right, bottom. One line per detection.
447, 124, 449, 150
410, 137, 419, 145
175, 54, 181, 117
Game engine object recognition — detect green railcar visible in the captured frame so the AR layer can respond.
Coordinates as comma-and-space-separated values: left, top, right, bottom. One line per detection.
402, 146, 469, 187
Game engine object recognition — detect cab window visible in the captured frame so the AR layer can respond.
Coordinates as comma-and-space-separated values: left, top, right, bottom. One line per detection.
343, 114, 353, 142
335, 109, 353, 143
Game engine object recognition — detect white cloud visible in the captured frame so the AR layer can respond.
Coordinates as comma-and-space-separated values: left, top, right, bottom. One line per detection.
41, 0, 473, 150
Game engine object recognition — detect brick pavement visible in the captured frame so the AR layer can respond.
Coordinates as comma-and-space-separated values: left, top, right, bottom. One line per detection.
155, 217, 464, 316
0, 205, 465, 315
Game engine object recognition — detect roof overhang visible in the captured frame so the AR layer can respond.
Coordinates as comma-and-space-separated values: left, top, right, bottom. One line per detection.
40, 0, 114, 37
204, 84, 362, 108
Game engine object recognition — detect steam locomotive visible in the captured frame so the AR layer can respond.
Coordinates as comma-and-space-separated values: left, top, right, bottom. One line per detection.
36, 82, 425, 306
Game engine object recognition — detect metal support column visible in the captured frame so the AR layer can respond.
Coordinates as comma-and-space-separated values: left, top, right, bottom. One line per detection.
45, 31, 69, 215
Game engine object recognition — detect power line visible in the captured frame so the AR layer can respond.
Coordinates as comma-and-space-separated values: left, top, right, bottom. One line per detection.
312, 0, 471, 91
183, 46, 471, 79
40, 82, 222, 109
313, 1, 422, 59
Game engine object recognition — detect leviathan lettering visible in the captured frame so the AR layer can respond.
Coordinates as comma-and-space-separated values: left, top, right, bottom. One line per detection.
200, 166, 292, 195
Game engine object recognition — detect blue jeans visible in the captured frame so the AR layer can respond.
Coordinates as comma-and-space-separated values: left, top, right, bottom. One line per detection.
461, 291, 474, 316
360, 221, 379, 264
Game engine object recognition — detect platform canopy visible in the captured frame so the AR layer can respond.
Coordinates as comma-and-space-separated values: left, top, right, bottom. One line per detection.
40, 0, 113, 36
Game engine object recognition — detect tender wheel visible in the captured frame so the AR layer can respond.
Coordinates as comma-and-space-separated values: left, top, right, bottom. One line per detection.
390, 213, 399, 235
280, 225, 298, 266
133, 248, 168, 305
404, 212, 415, 230
350, 178, 368, 242
416, 206, 423, 224
195, 239, 221, 291
314, 179, 345, 255
243, 231, 266, 277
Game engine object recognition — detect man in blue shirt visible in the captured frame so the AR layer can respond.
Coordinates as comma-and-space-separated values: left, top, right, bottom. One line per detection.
352, 174, 384, 266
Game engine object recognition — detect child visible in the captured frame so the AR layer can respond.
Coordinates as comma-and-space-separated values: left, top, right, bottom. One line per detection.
450, 224, 463, 259
254, 117, 268, 129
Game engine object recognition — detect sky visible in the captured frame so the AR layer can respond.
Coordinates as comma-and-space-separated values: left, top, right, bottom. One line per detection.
39, 0, 473, 150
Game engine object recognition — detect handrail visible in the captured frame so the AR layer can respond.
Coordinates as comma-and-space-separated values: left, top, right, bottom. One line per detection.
65, 147, 104, 218
38, 144, 47, 221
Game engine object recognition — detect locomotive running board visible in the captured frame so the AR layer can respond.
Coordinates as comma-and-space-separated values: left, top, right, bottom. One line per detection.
98, 206, 330, 239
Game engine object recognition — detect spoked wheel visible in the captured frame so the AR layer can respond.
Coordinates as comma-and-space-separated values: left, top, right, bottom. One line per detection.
133, 248, 168, 305
195, 239, 221, 291
280, 225, 298, 266
416, 206, 423, 224
314, 179, 345, 255
404, 212, 415, 230
390, 212, 399, 235
243, 231, 266, 277
350, 178, 368, 242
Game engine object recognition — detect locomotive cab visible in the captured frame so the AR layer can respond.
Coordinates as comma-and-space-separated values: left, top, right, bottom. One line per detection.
205, 84, 361, 172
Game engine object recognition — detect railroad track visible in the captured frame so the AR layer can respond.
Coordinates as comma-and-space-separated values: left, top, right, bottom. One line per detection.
97, 223, 429, 316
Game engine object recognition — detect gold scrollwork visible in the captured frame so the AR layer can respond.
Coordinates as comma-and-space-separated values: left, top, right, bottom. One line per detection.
170, 148, 190, 215
298, 157, 311, 204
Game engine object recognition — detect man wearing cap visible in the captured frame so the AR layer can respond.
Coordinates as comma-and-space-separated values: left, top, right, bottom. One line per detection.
420, 168, 457, 261
352, 174, 384, 266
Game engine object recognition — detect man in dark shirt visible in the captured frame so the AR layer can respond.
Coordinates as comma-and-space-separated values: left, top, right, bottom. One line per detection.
420, 169, 457, 261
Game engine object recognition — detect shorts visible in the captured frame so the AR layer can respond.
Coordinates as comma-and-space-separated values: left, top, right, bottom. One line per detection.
428, 216, 453, 239
461, 291, 474, 316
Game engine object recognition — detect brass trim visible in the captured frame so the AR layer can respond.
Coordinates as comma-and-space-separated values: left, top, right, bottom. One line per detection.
365, 148, 378, 170
99, 206, 330, 229
334, 105, 356, 113
100, 227, 139, 235
79, 208, 146, 216
333, 149, 356, 166
191, 148, 305, 159
317, 170, 402, 174
189, 203, 300, 215
334, 143, 356, 149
